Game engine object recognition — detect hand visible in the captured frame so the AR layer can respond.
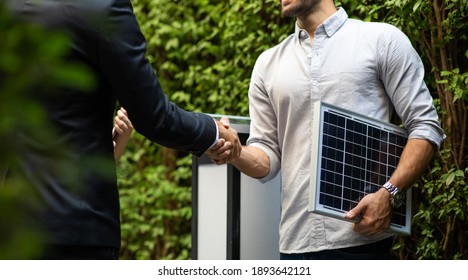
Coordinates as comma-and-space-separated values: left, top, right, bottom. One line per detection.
206, 138, 232, 164
207, 116, 241, 164
344, 188, 392, 235
113, 107, 133, 136
113, 107, 133, 159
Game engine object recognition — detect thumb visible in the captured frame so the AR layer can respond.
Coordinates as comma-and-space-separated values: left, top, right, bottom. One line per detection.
345, 204, 363, 222
220, 116, 230, 128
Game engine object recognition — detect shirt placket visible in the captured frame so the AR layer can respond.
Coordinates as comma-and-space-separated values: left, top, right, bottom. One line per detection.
310, 28, 324, 100
298, 30, 315, 100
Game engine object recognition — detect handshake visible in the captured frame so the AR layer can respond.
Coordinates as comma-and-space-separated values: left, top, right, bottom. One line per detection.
114, 108, 242, 164
207, 116, 242, 165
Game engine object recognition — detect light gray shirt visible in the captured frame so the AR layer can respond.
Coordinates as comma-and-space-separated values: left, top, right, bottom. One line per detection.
247, 8, 444, 253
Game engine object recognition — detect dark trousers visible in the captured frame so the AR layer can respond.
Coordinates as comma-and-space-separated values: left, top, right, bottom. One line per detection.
280, 237, 395, 260
38, 244, 120, 260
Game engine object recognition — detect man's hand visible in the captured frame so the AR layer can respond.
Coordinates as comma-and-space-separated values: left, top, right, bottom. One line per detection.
344, 188, 392, 235
113, 107, 133, 160
113, 107, 133, 136
206, 117, 241, 164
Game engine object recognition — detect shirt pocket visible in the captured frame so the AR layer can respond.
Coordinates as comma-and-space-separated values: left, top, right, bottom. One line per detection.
337, 72, 380, 113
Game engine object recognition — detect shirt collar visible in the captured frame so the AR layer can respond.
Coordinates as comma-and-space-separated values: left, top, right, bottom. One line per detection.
294, 7, 348, 39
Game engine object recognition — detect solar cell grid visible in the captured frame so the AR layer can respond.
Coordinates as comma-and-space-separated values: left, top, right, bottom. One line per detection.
309, 102, 411, 235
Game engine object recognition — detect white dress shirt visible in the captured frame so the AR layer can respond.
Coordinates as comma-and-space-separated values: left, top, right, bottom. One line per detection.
247, 8, 444, 253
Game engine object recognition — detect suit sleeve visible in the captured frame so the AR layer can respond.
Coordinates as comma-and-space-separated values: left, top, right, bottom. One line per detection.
97, 0, 216, 156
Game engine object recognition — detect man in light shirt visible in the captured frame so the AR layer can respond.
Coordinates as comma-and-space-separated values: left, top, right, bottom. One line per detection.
208, 0, 444, 259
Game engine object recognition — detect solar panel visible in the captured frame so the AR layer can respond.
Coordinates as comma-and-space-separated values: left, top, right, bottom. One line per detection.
308, 101, 411, 235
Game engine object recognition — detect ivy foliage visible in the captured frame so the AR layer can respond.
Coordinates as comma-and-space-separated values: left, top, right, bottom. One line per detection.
118, 133, 194, 260
131, 0, 294, 116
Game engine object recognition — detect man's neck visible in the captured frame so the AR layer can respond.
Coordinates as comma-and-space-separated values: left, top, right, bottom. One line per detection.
297, 2, 337, 40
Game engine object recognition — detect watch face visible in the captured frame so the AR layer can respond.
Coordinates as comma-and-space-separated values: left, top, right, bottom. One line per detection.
392, 192, 405, 208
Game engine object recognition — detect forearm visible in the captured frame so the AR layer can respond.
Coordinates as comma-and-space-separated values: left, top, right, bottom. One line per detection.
232, 145, 270, 179
346, 138, 436, 233
113, 130, 132, 160
388, 138, 436, 191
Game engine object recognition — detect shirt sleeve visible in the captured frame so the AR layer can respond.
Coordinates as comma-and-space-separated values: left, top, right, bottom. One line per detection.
247, 52, 282, 182
378, 24, 445, 149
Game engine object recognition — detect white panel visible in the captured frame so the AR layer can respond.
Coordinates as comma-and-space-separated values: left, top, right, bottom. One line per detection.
197, 165, 227, 260
240, 173, 281, 260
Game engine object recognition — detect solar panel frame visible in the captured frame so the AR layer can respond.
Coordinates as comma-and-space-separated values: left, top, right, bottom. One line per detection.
308, 101, 412, 235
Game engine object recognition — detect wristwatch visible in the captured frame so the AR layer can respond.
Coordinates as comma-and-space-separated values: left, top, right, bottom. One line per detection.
381, 182, 405, 208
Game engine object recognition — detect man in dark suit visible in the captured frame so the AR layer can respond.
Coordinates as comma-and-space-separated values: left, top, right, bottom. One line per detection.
5, 0, 240, 259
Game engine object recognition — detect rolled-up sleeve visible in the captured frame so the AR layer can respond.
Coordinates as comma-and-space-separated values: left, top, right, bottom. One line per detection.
247, 54, 282, 182
379, 25, 445, 149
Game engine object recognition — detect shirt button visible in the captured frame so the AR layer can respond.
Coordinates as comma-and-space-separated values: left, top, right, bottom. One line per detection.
312, 80, 318, 86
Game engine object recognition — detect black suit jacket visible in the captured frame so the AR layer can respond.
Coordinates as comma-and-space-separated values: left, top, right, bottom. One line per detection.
8, 0, 216, 249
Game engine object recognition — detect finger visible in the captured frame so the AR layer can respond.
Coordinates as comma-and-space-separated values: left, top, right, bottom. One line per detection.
224, 128, 240, 162
344, 209, 360, 222
115, 125, 124, 134
210, 138, 226, 150
211, 158, 228, 165
352, 221, 381, 236
344, 211, 362, 223
344, 202, 364, 221
220, 116, 230, 128
114, 124, 124, 135
351, 213, 379, 235
216, 148, 231, 158
206, 139, 226, 158
114, 116, 127, 134
215, 141, 232, 155
117, 110, 130, 125
125, 119, 133, 129
207, 145, 232, 160
352, 221, 372, 235
117, 109, 126, 119
116, 111, 132, 130
216, 121, 241, 163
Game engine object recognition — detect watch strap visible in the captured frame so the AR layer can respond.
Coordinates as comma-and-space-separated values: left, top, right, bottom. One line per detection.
382, 181, 399, 197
